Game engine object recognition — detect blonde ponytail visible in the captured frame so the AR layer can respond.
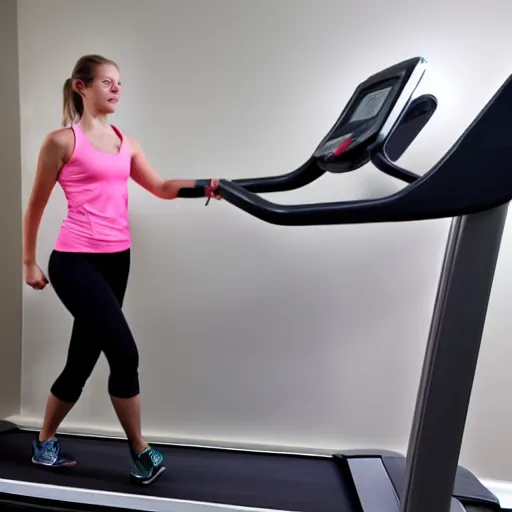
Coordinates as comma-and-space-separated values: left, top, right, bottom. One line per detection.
62, 78, 79, 127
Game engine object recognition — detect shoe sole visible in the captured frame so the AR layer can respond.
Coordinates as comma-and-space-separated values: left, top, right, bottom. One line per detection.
130, 465, 166, 486
32, 457, 76, 467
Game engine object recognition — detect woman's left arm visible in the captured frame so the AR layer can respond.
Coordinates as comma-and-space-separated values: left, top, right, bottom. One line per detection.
128, 135, 218, 200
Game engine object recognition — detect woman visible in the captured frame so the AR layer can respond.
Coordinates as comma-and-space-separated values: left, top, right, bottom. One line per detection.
23, 54, 220, 485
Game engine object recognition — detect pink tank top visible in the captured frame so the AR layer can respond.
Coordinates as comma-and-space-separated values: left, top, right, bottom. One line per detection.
54, 123, 132, 253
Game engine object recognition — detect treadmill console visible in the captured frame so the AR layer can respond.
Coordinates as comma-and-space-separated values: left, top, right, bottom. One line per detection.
314, 57, 427, 173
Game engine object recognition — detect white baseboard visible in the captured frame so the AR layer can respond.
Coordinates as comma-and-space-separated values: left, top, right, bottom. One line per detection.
481, 479, 512, 509
4, 414, 336, 454
6, 415, 512, 509
6, 415, 129, 441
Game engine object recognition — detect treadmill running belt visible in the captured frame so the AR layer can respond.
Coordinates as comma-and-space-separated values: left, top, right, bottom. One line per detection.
0, 429, 359, 511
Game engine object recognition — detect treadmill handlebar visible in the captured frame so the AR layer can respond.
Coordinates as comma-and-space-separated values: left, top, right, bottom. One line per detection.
369, 144, 420, 184
215, 74, 512, 226
230, 157, 327, 194
216, 176, 408, 226
214, 130, 451, 227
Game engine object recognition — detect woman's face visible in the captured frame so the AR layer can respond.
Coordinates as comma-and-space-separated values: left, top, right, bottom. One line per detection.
79, 63, 122, 116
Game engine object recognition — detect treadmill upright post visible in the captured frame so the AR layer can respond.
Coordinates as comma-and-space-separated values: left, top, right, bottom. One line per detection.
401, 202, 509, 512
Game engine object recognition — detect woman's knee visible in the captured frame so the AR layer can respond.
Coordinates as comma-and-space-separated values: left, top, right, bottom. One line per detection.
107, 346, 140, 398
108, 369, 140, 398
51, 367, 90, 403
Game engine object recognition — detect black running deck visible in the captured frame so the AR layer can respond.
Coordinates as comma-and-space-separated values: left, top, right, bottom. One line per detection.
0, 429, 359, 511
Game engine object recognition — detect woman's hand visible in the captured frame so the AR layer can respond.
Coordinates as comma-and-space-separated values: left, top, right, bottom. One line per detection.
24, 262, 49, 290
206, 179, 222, 201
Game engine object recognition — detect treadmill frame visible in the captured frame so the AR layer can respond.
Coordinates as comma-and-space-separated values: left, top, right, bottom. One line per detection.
0, 204, 506, 512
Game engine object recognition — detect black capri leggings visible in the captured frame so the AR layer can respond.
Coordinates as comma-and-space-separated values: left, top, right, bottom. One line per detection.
48, 249, 139, 403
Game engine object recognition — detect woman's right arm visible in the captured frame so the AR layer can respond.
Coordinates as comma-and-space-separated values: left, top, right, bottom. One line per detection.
23, 129, 71, 286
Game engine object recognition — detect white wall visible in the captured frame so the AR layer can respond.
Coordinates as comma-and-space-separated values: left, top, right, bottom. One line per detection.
0, 0, 22, 419
15, 0, 512, 483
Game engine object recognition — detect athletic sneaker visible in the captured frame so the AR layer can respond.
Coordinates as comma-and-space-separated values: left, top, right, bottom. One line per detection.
129, 444, 166, 485
32, 438, 76, 467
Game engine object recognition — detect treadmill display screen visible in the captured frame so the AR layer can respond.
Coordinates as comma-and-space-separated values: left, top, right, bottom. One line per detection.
349, 86, 393, 123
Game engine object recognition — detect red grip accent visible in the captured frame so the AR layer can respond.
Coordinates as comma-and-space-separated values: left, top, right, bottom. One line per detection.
333, 136, 353, 157
205, 180, 216, 197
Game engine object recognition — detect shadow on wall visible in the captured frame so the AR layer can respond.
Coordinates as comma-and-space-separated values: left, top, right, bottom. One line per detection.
0, 0, 22, 419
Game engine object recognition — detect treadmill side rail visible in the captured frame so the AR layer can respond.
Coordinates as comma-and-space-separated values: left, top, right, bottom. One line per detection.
347, 458, 400, 512
0, 478, 298, 512
450, 498, 466, 512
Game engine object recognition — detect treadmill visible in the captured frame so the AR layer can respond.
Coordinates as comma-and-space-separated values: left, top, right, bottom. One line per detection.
0, 56, 509, 512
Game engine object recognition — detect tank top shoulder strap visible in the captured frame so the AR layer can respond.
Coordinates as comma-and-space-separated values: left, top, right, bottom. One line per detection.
70, 123, 87, 151
111, 124, 133, 156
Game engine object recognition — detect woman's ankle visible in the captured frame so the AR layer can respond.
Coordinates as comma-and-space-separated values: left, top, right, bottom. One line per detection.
130, 438, 149, 454
38, 430, 56, 443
